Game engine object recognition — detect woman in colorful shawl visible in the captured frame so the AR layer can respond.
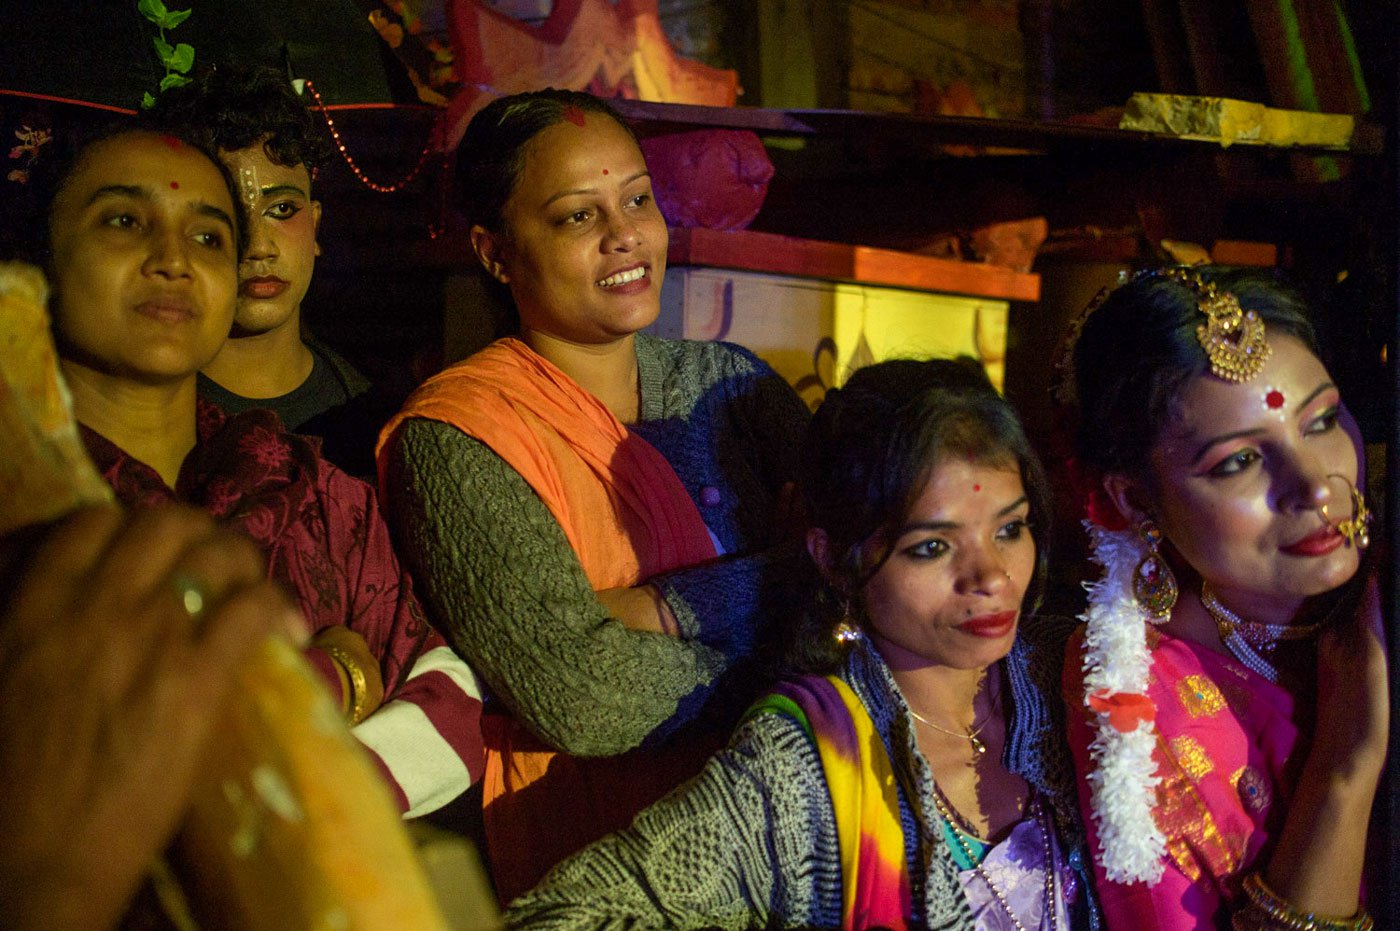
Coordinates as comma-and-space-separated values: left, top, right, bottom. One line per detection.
376, 89, 810, 901
34, 125, 485, 820
505, 357, 1098, 929
1059, 266, 1385, 930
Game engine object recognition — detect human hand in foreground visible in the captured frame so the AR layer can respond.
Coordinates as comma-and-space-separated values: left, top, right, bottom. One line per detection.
1314, 566, 1388, 781
1259, 567, 1386, 919
0, 506, 304, 931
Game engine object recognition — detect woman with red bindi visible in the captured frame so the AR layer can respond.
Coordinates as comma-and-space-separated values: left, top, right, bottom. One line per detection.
377, 89, 811, 900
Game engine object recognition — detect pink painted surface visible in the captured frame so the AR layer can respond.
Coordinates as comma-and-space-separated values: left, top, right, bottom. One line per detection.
640, 130, 773, 231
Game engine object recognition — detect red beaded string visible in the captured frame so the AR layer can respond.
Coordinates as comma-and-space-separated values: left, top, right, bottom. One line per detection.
303, 79, 436, 194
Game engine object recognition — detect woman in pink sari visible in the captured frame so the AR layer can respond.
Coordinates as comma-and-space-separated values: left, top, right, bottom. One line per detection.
1059, 266, 1385, 930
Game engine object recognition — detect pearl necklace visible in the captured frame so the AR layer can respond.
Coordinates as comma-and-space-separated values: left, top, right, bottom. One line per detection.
1199, 584, 1323, 684
932, 785, 1058, 931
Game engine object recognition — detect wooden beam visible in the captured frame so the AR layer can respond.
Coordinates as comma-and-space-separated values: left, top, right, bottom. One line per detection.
668, 227, 1041, 301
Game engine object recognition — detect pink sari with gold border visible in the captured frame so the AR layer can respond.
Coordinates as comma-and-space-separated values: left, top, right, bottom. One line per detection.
1064, 626, 1300, 930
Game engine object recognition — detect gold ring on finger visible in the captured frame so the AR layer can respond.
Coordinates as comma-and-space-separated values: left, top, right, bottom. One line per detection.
169, 572, 208, 620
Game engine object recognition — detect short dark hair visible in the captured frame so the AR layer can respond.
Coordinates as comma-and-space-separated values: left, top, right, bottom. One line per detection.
1072, 266, 1319, 485
145, 63, 332, 176
454, 88, 638, 234
786, 357, 1051, 674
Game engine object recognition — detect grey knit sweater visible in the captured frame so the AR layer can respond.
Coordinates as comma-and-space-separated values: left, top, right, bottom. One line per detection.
505, 623, 1097, 929
380, 334, 811, 754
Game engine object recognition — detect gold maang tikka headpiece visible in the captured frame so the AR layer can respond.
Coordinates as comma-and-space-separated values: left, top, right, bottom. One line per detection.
1162, 267, 1272, 382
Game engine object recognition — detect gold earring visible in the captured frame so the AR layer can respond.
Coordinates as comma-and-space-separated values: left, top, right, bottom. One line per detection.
832, 601, 861, 645
1133, 521, 1178, 621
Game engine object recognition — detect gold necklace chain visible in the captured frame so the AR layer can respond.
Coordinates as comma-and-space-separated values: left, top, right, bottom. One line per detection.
931, 784, 1058, 931
908, 706, 988, 755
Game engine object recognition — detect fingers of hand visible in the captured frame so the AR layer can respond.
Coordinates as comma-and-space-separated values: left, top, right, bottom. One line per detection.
30, 505, 128, 580
121, 523, 299, 700
15, 507, 272, 705
0, 506, 303, 919
139, 580, 299, 739
67, 582, 303, 910
69, 507, 227, 643
0, 505, 127, 637
135, 523, 265, 628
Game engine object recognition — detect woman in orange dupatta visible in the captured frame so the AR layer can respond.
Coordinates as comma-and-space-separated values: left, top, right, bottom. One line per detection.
377, 90, 809, 902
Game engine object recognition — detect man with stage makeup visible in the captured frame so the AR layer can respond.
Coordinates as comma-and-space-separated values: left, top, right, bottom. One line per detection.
150, 64, 382, 475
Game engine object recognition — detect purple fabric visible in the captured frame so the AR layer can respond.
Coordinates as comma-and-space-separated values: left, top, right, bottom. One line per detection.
955, 812, 1072, 930
640, 129, 774, 230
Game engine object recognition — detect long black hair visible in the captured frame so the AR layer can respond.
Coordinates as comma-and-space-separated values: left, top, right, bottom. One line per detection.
786, 357, 1051, 673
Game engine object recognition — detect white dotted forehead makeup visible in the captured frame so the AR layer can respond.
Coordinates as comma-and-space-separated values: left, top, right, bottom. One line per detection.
238, 166, 258, 207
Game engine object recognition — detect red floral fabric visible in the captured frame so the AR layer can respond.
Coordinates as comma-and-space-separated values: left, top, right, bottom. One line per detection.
81, 401, 484, 813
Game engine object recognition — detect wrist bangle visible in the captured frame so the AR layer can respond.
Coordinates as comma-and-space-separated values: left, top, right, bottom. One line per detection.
319, 643, 370, 725
1236, 872, 1373, 931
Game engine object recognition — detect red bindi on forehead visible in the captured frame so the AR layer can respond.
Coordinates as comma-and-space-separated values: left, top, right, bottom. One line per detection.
562, 105, 586, 127
602, 168, 609, 175
973, 484, 981, 493
169, 181, 180, 190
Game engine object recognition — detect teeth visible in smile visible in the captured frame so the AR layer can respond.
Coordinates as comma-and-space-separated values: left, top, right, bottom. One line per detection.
597, 267, 646, 288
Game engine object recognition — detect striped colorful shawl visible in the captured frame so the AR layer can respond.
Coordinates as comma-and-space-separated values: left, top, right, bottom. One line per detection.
750, 676, 913, 930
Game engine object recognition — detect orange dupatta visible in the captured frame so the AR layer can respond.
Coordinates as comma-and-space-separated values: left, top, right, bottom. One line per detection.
377, 337, 720, 900
379, 337, 716, 586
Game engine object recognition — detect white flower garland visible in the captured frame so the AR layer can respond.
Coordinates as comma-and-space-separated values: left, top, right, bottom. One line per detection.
1079, 522, 1167, 884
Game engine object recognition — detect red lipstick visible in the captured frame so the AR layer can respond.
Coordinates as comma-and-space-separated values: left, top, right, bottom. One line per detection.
957, 610, 1018, 638
242, 276, 289, 300
1281, 526, 1344, 557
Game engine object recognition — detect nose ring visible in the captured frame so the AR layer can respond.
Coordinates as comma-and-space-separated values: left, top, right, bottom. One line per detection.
1324, 474, 1371, 550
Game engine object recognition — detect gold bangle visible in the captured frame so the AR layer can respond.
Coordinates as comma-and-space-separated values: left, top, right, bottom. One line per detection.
319, 643, 370, 725
1238, 872, 1373, 931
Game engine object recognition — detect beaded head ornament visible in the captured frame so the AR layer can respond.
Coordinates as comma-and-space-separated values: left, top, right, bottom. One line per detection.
1053, 267, 1273, 405
1159, 266, 1272, 382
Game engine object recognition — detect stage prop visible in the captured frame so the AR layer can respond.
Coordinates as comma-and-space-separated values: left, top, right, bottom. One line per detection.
640, 130, 774, 231
0, 1, 417, 111
654, 229, 1039, 408
441, 0, 739, 148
